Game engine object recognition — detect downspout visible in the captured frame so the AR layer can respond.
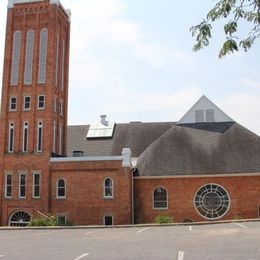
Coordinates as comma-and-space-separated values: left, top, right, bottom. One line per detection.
122, 148, 133, 224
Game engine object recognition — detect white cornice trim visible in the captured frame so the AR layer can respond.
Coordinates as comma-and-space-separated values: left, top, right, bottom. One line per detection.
134, 172, 260, 179
8, 0, 44, 8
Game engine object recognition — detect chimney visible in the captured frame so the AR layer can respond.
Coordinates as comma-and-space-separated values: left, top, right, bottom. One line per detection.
122, 148, 132, 168
100, 115, 108, 126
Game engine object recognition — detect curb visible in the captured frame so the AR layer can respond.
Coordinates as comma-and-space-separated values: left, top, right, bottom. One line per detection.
0, 218, 259, 231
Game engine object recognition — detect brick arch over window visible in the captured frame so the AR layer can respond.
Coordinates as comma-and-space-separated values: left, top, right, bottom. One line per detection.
153, 187, 168, 209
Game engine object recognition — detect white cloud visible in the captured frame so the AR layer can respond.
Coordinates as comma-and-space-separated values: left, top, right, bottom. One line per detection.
238, 78, 260, 91
218, 93, 260, 136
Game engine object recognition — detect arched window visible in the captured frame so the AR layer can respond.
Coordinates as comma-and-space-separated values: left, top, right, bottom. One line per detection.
38, 28, 48, 84
104, 178, 113, 198
24, 30, 35, 84
9, 211, 31, 227
10, 31, 21, 85
153, 187, 168, 209
56, 179, 66, 198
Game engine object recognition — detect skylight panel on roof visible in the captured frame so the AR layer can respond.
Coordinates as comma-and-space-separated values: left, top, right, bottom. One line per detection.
86, 123, 115, 139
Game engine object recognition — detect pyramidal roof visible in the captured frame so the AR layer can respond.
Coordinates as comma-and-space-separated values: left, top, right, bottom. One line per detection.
178, 95, 234, 125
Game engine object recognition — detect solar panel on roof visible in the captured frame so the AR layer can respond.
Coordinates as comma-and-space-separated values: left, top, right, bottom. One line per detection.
86, 123, 115, 139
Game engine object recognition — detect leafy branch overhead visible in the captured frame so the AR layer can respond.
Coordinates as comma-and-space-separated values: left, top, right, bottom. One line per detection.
190, 0, 260, 58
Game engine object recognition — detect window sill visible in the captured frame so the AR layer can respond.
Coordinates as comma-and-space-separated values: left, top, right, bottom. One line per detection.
153, 208, 168, 211
56, 197, 66, 200
103, 196, 114, 200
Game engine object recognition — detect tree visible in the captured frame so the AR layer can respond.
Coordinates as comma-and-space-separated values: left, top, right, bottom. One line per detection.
190, 0, 260, 58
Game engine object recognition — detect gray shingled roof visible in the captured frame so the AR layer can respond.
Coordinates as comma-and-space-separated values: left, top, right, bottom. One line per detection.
136, 123, 260, 176
67, 122, 175, 157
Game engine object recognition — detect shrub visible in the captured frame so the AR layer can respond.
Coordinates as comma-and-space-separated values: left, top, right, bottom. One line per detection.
155, 215, 173, 224
29, 216, 56, 226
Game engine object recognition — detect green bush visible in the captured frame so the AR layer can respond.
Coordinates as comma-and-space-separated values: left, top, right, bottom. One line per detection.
29, 216, 57, 226
155, 215, 173, 224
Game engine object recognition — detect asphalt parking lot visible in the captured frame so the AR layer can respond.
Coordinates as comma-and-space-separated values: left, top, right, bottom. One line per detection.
0, 221, 260, 260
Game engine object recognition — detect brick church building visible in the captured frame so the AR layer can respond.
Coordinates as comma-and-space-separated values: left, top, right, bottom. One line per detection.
0, 0, 260, 226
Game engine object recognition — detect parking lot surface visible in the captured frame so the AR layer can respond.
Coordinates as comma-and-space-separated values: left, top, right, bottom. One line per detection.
0, 221, 260, 259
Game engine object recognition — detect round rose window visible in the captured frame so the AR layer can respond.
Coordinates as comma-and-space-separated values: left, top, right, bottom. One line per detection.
194, 184, 230, 220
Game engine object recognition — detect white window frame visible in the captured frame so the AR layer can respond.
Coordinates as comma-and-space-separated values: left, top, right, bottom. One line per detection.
23, 96, 31, 111
153, 186, 168, 210
19, 172, 26, 199
59, 124, 62, 155
55, 33, 59, 87
38, 95, 45, 110
56, 178, 66, 199
60, 100, 63, 116
103, 178, 113, 199
5, 173, 13, 199
24, 30, 35, 85
10, 31, 21, 86
38, 28, 48, 84
8, 122, 15, 153
56, 215, 66, 225
32, 171, 41, 199
22, 121, 29, 152
53, 121, 56, 153
9, 96, 17, 111
54, 96, 57, 112
37, 121, 43, 152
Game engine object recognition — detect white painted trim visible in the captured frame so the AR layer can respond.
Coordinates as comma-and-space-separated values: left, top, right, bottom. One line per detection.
56, 178, 66, 199
8, 0, 44, 8
103, 178, 114, 199
5, 173, 13, 199
134, 172, 260, 179
152, 186, 168, 210
18, 172, 27, 199
193, 183, 231, 221
50, 156, 123, 162
32, 171, 41, 199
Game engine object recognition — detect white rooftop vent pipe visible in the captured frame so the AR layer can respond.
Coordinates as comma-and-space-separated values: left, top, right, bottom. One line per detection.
100, 115, 109, 126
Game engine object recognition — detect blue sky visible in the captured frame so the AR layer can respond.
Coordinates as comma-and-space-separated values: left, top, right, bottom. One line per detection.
0, 0, 260, 135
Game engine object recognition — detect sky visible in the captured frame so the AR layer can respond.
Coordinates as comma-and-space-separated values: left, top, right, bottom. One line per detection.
0, 0, 260, 135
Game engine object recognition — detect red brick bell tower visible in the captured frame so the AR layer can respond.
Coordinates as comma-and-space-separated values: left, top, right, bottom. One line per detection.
0, 0, 70, 225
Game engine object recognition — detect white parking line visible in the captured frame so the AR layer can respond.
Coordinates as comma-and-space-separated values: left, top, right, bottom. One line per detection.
234, 223, 247, 229
84, 230, 103, 235
0, 255, 5, 258
189, 226, 192, 231
137, 227, 149, 234
73, 253, 89, 260
177, 251, 184, 260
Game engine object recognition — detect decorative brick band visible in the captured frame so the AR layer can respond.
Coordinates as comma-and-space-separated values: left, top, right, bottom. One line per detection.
51, 168, 120, 173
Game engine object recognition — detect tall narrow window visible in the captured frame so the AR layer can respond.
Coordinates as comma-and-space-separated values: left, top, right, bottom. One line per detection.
19, 173, 26, 198
37, 121, 43, 152
23, 96, 31, 110
60, 100, 63, 116
8, 122, 15, 153
5, 173, 12, 198
33, 172, 40, 198
24, 30, 35, 85
22, 122, 29, 152
195, 110, 204, 123
11, 31, 21, 85
61, 40, 65, 90
55, 33, 59, 86
153, 187, 168, 209
38, 28, 48, 84
53, 121, 56, 153
103, 178, 113, 198
59, 124, 62, 155
206, 109, 215, 122
56, 179, 66, 198
54, 96, 57, 112
38, 95, 45, 109
9, 97, 17, 111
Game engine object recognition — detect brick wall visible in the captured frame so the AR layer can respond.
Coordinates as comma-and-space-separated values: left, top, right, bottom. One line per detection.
50, 160, 132, 225
134, 175, 260, 224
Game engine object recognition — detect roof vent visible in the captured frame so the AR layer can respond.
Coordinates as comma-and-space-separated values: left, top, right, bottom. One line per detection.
100, 115, 109, 126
